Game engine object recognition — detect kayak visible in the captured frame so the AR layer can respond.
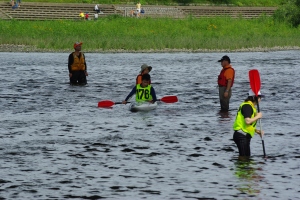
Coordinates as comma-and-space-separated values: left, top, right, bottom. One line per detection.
129, 102, 158, 112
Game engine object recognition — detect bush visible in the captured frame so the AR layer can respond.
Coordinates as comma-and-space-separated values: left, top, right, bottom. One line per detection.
274, 0, 300, 27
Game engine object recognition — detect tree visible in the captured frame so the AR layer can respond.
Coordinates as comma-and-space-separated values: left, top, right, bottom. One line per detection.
274, 0, 300, 27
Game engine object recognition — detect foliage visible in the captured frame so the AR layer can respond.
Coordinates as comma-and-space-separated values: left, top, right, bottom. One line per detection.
273, 0, 300, 27
0, 16, 299, 51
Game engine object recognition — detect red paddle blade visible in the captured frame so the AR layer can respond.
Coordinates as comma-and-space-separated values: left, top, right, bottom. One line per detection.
160, 95, 178, 103
249, 69, 261, 96
98, 100, 115, 107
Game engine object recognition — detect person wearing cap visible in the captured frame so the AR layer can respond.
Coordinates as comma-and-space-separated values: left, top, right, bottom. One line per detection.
136, 64, 152, 85
123, 73, 157, 104
68, 42, 88, 85
232, 89, 264, 156
217, 55, 235, 111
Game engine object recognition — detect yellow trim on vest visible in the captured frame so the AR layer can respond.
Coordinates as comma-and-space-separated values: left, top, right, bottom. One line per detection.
71, 52, 86, 71
136, 84, 152, 102
233, 101, 257, 137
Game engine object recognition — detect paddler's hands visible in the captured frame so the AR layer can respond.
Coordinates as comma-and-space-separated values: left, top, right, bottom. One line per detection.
122, 100, 127, 104
256, 129, 264, 137
148, 100, 155, 104
84, 71, 88, 76
69, 73, 72, 78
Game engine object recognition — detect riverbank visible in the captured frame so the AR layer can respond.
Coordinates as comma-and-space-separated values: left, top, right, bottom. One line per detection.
1, 17, 300, 53
1, 44, 300, 53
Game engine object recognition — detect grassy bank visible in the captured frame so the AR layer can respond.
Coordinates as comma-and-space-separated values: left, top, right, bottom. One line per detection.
1, 16, 299, 52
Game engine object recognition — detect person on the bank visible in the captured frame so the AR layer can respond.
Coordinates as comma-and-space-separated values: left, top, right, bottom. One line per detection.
233, 89, 264, 156
79, 11, 84, 20
136, 64, 152, 85
217, 55, 235, 111
68, 42, 88, 85
123, 74, 157, 104
136, 1, 141, 13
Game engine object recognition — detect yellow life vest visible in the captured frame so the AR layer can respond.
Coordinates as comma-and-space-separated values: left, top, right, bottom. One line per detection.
71, 52, 86, 71
136, 84, 152, 102
233, 101, 257, 137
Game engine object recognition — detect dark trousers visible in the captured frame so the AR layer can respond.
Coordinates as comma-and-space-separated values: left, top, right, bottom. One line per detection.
233, 131, 252, 156
219, 86, 231, 111
70, 70, 87, 85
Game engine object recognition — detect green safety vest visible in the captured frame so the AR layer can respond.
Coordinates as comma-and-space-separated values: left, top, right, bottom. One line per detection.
136, 84, 152, 102
233, 101, 257, 137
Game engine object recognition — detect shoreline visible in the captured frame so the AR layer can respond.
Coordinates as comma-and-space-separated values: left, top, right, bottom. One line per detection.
0, 44, 300, 53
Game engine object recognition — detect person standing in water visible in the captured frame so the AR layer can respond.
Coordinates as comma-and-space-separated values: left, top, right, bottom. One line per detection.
217, 55, 235, 111
68, 42, 88, 85
233, 89, 264, 156
136, 64, 152, 85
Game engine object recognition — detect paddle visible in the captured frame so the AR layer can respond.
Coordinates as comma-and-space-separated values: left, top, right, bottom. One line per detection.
249, 69, 266, 157
98, 95, 178, 108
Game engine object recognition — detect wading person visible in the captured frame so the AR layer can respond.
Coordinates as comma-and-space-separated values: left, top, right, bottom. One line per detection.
68, 42, 88, 85
217, 55, 235, 111
123, 74, 157, 104
233, 89, 264, 157
136, 64, 152, 85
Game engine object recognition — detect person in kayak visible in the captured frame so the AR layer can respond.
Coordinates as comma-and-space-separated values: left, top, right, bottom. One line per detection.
233, 89, 264, 157
136, 64, 152, 85
123, 73, 157, 104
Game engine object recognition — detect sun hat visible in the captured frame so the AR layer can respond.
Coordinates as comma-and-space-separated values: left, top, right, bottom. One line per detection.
218, 55, 231, 63
74, 42, 83, 48
248, 89, 264, 97
140, 64, 152, 73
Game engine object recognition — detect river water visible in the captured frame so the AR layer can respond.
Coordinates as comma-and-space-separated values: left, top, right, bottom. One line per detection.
0, 51, 299, 199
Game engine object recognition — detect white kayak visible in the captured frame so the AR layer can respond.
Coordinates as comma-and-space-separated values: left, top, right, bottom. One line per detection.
129, 102, 158, 112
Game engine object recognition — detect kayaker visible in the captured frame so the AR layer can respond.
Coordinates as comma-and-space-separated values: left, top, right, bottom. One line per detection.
68, 42, 88, 85
136, 64, 152, 85
217, 55, 235, 111
233, 89, 264, 156
123, 74, 157, 104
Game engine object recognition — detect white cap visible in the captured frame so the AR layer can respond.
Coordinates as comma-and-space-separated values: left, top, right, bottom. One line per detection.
248, 89, 262, 96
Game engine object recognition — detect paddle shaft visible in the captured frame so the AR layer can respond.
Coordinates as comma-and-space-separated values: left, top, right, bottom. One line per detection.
256, 98, 266, 157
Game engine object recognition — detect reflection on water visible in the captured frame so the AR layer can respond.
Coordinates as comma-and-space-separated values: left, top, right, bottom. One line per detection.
234, 157, 264, 196
0, 51, 299, 199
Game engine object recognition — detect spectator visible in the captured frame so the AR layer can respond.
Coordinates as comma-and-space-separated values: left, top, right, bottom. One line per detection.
85, 12, 89, 20
16, 0, 21, 7
94, 4, 100, 13
79, 11, 84, 20
12, 1, 18, 9
136, 1, 141, 13
94, 12, 98, 20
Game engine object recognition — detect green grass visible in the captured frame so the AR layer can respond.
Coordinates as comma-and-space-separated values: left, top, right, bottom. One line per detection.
1, 16, 299, 51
